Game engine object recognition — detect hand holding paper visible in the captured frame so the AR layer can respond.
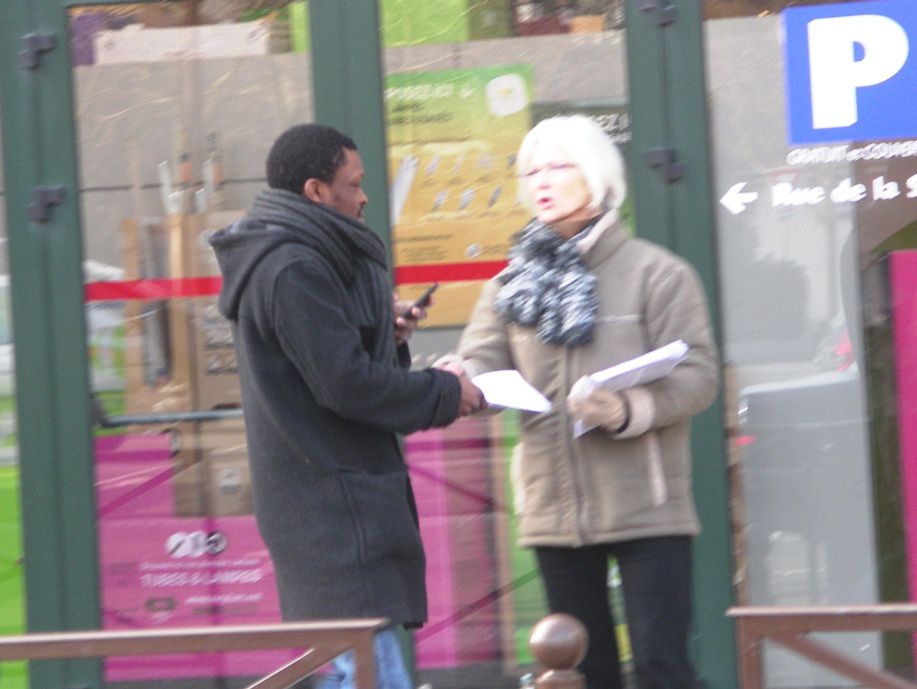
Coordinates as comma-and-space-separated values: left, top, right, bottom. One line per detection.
572, 340, 689, 437
568, 382, 628, 433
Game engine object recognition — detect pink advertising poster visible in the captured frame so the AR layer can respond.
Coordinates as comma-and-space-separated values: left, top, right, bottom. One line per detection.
406, 418, 500, 669
891, 252, 917, 626
95, 435, 294, 681
95, 423, 505, 680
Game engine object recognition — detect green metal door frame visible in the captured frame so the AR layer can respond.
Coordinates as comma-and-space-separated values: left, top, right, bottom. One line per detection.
0, 2, 100, 688
625, 1, 736, 686
0, 1, 736, 687
309, 0, 393, 251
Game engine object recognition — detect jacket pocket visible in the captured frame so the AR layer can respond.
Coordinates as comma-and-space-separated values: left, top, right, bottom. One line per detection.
339, 470, 425, 565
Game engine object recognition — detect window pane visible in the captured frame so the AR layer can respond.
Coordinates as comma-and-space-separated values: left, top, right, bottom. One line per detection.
70, 2, 312, 683
705, 1, 917, 685
380, 3, 632, 685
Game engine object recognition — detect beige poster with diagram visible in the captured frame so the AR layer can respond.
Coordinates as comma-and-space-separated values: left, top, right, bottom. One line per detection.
386, 66, 534, 326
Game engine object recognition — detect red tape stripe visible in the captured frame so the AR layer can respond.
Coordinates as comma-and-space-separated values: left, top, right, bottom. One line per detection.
395, 260, 506, 285
84, 261, 508, 302
84, 277, 222, 302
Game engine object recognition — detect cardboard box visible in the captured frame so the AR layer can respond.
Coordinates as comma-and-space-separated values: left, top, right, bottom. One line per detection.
568, 15, 605, 33
121, 212, 248, 519
200, 419, 251, 517
121, 211, 243, 414
95, 21, 286, 65
172, 419, 251, 517
184, 211, 245, 411
121, 216, 193, 415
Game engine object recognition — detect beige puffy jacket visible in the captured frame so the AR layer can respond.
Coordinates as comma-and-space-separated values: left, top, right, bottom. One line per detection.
458, 212, 719, 547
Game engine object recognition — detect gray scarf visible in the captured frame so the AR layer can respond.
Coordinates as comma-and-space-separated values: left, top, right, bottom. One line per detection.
247, 188, 396, 364
248, 188, 387, 284
494, 220, 598, 346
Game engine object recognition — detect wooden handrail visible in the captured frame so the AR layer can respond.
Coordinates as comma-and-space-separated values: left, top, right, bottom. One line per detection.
729, 605, 917, 689
0, 619, 388, 689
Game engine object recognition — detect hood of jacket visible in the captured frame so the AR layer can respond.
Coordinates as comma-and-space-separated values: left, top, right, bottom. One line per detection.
208, 188, 387, 320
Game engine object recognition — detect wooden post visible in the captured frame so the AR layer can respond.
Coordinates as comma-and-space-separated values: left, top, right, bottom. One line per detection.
529, 614, 588, 689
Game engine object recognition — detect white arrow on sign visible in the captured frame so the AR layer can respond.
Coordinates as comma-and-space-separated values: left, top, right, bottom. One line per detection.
720, 182, 759, 215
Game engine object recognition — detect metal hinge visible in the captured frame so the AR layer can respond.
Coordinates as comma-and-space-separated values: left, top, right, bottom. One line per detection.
28, 186, 66, 223
643, 147, 684, 183
639, 0, 677, 26
18, 32, 57, 70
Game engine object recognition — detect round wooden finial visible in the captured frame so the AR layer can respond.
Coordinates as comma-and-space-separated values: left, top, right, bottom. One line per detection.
529, 613, 589, 671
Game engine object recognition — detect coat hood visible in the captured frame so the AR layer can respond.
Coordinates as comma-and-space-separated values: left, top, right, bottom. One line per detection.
209, 218, 292, 320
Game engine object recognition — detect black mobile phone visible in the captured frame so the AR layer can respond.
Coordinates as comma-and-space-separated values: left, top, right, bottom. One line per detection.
402, 282, 439, 318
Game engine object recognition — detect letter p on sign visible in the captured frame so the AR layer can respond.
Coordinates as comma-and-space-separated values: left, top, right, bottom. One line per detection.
784, 0, 917, 143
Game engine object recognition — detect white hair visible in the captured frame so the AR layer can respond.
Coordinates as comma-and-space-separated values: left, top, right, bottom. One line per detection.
516, 115, 627, 213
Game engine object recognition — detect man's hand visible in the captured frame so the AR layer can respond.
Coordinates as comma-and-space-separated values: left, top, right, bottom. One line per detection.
393, 292, 427, 346
436, 360, 486, 417
457, 375, 486, 417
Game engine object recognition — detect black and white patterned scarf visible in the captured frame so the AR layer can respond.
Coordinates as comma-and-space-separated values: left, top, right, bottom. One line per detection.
494, 219, 598, 346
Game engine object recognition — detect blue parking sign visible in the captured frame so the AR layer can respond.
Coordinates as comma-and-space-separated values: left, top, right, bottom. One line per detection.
784, 0, 917, 144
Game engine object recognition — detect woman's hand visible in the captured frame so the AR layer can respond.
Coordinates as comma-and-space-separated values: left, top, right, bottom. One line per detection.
567, 376, 630, 433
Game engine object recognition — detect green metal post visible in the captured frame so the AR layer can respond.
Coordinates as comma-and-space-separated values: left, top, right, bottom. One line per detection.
625, 0, 737, 686
625, 0, 674, 249
309, 0, 393, 251
665, 1, 737, 686
0, 1, 101, 688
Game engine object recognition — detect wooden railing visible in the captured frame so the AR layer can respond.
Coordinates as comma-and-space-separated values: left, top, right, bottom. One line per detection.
0, 619, 387, 689
528, 613, 588, 689
0, 613, 591, 689
729, 605, 917, 689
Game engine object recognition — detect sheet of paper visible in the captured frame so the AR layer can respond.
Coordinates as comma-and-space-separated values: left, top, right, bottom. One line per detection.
471, 370, 551, 413
574, 340, 689, 437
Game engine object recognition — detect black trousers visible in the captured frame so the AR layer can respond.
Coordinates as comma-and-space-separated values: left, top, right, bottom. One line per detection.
534, 536, 695, 689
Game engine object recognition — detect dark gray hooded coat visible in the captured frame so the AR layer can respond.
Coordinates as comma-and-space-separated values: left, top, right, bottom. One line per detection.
209, 189, 461, 625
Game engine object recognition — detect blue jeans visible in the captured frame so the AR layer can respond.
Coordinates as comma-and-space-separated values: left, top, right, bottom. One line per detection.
315, 626, 411, 689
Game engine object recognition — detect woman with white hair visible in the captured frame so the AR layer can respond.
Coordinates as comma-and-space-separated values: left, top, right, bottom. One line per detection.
449, 116, 719, 689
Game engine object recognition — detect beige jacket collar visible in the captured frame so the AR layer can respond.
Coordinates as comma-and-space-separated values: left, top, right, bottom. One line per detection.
577, 208, 628, 269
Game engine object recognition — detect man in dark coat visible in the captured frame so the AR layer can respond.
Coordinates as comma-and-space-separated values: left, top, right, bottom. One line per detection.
209, 123, 483, 689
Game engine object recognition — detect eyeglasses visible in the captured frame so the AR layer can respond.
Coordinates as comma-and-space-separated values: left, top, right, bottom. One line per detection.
519, 162, 578, 179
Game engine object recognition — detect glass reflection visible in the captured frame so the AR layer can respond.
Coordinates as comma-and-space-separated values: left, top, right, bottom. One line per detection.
705, 0, 917, 685
70, 2, 311, 686
380, 4, 632, 687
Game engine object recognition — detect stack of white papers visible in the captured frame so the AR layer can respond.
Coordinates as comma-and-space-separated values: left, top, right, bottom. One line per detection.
574, 340, 689, 437
471, 370, 551, 413
465, 339, 689, 423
